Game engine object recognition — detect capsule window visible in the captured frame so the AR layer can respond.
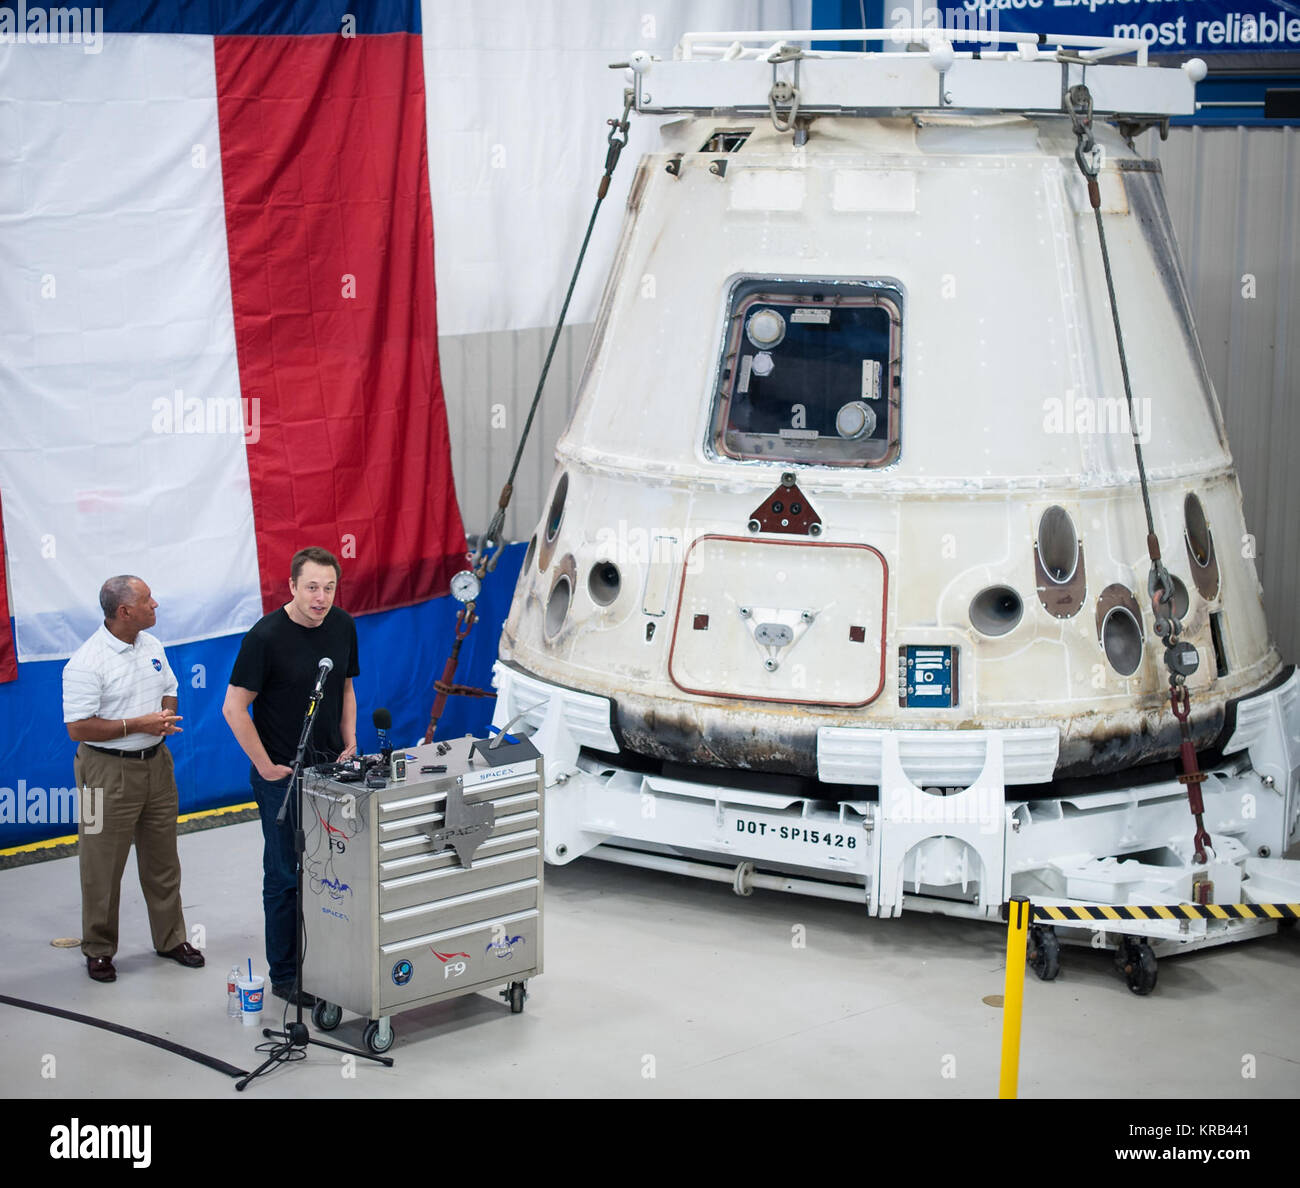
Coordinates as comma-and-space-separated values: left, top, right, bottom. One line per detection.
1209, 611, 1229, 676
545, 575, 572, 639
1102, 607, 1144, 676
700, 128, 753, 153
545, 473, 569, 544
1184, 493, 1212, 567
524, 534, 537, 573
1037, 506, 1078, 584
588, 561, 621, 606
711, 276, 903, 468
970, 586, 1023, 637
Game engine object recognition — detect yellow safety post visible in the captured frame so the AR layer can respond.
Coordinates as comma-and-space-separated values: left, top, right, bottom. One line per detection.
998, 895, 1031, 1099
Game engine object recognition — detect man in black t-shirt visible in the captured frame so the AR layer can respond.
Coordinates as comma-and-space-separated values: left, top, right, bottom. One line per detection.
222, 546, 359, 1005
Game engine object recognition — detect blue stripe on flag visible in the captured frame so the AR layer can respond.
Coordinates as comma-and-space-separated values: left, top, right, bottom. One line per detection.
0, 544, 523, 849
0, 0, 422, 37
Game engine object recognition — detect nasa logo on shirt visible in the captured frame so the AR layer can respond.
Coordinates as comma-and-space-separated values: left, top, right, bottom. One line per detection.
151, 658, 162, 671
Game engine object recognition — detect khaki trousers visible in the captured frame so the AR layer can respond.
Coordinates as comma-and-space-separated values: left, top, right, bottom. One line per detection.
75, 742, 187, 959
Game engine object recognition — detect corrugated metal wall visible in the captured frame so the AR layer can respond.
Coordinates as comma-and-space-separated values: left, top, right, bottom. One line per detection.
439, 323, 593, 546
438, 125, 1299, 661
1139, 125, 1300, 663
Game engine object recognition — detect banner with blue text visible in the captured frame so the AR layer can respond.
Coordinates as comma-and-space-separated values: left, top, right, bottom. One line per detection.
926, 0, 1300, 55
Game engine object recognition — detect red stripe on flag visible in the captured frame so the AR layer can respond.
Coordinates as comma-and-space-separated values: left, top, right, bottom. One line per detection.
0, 487, 16, 682
214, 33, 466, 615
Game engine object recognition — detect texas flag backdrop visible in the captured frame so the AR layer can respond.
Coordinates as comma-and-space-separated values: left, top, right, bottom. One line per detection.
0, 0, 465, 667
0, 2, 494, 846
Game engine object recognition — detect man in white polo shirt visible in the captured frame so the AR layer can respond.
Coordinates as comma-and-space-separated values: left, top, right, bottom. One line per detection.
62, 575, 204, 983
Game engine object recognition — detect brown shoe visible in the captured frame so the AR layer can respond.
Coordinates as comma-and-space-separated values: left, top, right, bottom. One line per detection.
87, 956, 116, 983
155, 941, 205, 968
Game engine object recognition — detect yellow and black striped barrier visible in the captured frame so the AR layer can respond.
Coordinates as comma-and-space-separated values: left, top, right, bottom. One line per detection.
1033, 902, 1300, 923
998, 897, 1298, 1097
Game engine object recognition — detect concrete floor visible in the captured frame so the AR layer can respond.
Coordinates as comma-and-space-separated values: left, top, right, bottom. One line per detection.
1, 818, 1298, 1098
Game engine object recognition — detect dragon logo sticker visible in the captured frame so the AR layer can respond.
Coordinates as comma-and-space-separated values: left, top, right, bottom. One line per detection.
485, 934, 525, 960
321, 876, 351, 901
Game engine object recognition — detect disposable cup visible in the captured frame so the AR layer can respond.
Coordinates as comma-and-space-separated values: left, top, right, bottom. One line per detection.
236, 974, 265, 1025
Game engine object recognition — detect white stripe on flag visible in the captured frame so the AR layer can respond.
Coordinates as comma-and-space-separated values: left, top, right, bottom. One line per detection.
0, 34, 262, 661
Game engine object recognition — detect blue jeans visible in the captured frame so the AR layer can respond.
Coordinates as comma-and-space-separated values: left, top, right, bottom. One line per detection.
250, 769, 299, 987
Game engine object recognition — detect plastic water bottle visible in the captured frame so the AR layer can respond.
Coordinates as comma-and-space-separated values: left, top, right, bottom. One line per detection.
227, 966, 242, 1018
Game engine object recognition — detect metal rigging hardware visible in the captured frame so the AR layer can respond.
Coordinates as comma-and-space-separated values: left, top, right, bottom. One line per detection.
422, 90, 635, 744
1068, 83, 1213, 864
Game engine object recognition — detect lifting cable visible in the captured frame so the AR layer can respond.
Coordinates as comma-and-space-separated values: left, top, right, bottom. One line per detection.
421, 90, 635, 745
1068, 85, 1213, 863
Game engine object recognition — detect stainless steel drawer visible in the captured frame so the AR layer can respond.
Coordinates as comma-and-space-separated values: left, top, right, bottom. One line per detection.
380, 848, 542, 913
378, 877, 540, 945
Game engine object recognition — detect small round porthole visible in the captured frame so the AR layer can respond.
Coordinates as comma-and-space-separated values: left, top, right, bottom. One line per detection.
835, 401, 877, 440
970, 586, 1023, 637
545, 473, 569, 544
1102, 606, 1143, 676
746, 308, 786, 350
1184, 493, 1212, 568
545, 575, 572, 639
588, 561, 620, 607
1037, 506, 1078, 584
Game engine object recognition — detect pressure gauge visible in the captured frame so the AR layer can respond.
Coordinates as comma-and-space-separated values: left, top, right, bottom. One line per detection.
450, 570, 481, 603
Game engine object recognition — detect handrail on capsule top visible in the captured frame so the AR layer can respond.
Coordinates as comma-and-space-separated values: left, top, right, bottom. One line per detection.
677, 28, 1150, 67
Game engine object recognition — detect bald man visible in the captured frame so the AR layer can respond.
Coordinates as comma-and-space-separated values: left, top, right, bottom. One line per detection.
62, 575, 204, 982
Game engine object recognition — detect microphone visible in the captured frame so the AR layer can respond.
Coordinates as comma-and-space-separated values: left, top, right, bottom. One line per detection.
312, 656, 334, 697
373, 707, 392, 758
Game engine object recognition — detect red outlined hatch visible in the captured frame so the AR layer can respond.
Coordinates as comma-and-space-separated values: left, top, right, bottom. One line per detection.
668, 535, 888, 708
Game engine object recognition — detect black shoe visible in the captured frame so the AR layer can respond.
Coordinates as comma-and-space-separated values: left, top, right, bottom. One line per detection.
156, 941, 205, 968
87, 956, 117, 983
271, 982, 317, 1007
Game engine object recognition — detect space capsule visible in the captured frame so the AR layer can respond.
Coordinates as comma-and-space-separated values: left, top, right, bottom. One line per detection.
489, 27, 1300, 964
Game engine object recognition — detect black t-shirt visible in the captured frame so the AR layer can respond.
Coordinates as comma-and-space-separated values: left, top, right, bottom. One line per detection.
229, 606, 360, 767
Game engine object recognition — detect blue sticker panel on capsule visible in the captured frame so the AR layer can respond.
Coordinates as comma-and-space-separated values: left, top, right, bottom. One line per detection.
901, 646, 956, 708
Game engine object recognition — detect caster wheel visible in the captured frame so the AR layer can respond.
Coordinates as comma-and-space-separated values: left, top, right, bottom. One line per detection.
363, 1019, 394, 1053
311, 1000, 342, 1031
1027, 925, 1061, 982
1116, 938, 1158, 996
504, 981, 526, 1014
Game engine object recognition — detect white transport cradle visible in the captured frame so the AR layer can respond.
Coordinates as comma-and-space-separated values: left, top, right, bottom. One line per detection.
493, 663, 1300, 953
489, 27, 1300, 987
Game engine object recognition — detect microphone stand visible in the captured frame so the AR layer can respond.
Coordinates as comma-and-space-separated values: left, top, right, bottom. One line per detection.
236, 673, 392, 1089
